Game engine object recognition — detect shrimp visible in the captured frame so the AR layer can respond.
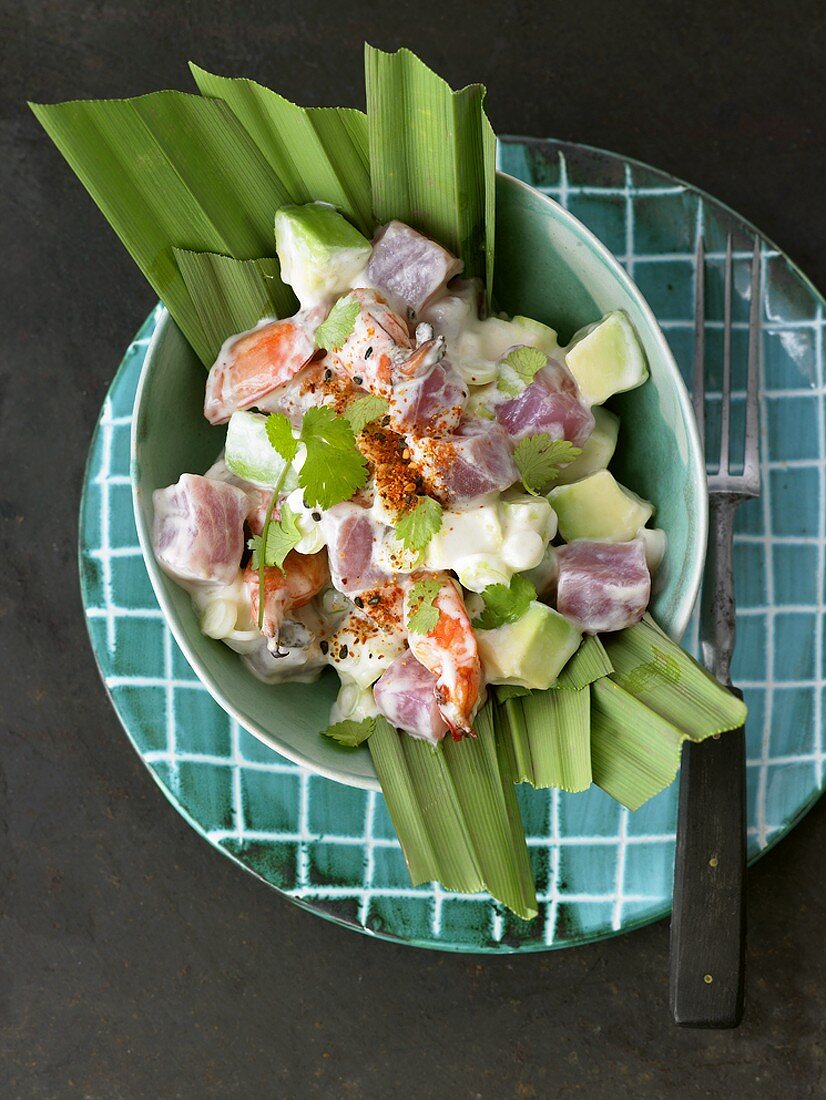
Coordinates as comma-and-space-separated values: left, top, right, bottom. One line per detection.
330, 289, 412, 397
204, 313, 320, 425
244, 550, 329, 650
403, 572, 481, 738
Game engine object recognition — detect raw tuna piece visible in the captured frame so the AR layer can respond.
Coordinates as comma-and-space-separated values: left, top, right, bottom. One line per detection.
320, 502, 389, 594
152, 474, 248, 587
367, 221, 463, 316
204, 315, 317, 425
373, 649, 449, 744
496, 361, 595, 446
555, 539, 651, 633
389, 359, 468, 437
410, 420, 519, 504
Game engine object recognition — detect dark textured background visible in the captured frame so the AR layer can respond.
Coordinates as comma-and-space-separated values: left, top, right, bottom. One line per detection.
2, 1, 826, 1096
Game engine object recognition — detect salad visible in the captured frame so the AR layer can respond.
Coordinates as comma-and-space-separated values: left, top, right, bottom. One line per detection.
152, 203, 660, 745
35, 46, 746, 918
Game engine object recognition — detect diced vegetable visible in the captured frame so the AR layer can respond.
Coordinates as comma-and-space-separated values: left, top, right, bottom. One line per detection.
565, 310, 648, 406
549, 470, 654, 542
274, 202, 372, 309
476, 602, 581, 689
225, 410, 298, 489
553, 406, 619, 484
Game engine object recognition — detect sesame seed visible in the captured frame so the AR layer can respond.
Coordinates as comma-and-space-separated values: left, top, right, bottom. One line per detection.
353, 375, 363, 385
311, 511, 321, 522
339, 644, 349, 659
324, 369, 332, 381
354, 597, 364, 608
320, 640, 329, 655
364, 346, 373, 359
368, 595, 381, 606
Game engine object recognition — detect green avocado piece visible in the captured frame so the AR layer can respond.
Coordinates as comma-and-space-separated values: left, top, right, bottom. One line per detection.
554, 406, 620, 484
225, 410, 299, 490
274, 202, 371, 306
476, 601, 582, 689
511, 315, 560, 357
565, 310, 648, 405
549, 470, 654, 541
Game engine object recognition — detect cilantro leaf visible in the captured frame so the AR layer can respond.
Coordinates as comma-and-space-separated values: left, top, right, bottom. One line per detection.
395, 496, 443, 557
476, 405, 495, 420
247, 502, 302, 571
298, 405, 368, 509
497, 345, 547, 396
321, 717, 376, 747
406, 578, 442, 635
513, 433, 582, 495
345, 394, 390, 435
265, 412, 298, 463
473, 574, 537, 630
315, 295, 360, 351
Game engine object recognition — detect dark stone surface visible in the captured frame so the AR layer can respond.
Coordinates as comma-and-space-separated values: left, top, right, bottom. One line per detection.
2, 1, 825, 1095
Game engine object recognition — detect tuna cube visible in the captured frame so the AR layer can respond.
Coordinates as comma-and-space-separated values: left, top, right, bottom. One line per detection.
152, 473, 249, 587
409, 420, 519, 505
367, 221, 463, 316
495, 361, 595, 446
320, 502, 389, 595
373, 649, 449, 743
389, 360, 468, 437
555, 539, 651, 633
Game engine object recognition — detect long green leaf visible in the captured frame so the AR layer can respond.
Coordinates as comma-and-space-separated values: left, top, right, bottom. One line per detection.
602, 614, 747, 737
442, 707, 537, 919
521, 688, 592, 791
174, 250, 293, 364
590, 678, 685, 810
368, 713, 537, 919
190, 64, 373, 236
365, 45, 496, 294
554, 635, 613, 690
30, 91, 292, 364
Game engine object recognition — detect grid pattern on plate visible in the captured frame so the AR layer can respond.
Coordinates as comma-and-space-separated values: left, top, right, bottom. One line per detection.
79, 139, 826, 953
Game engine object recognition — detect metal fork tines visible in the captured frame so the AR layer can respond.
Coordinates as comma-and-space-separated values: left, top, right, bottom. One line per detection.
670, 231, 762, 1029
694, 234, 762, 501
694, 233, 762, 683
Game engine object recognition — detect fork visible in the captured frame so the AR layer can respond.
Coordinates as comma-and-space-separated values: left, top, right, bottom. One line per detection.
669, 234, 762, 1028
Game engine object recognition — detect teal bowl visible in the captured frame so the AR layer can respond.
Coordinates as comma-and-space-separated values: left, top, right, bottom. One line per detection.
131, 171, 707, 790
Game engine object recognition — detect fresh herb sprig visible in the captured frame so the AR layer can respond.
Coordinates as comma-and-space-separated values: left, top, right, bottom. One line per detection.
473, 574, 537, 630
514, 434, 581, 495
406, 578, 443, 635
395, 496, 443, 558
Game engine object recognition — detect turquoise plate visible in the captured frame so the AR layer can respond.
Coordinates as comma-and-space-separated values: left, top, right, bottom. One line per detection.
80, 138, 826, 952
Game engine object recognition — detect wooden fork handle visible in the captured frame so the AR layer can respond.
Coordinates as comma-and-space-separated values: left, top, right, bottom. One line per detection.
669, 692, 746, 1028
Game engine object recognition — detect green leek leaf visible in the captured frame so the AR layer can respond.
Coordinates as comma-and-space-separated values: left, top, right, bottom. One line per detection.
365, 45, 496, 296
602, 614, 747, 737
368, 713, 537, 919
189, 65, 373, 236
174, 250, 293, 364
499, 688, 592, 793
30, 91, 293, 364
590, 678, 685, 810
554, 635, 613, 690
